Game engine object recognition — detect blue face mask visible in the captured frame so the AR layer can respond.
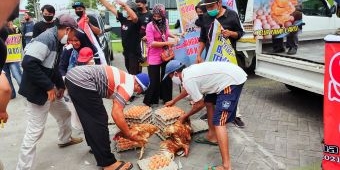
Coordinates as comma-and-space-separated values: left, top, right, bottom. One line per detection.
207, 9, 219, 17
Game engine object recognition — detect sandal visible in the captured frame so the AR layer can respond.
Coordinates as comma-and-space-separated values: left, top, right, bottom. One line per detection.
114, 161, 133, 170
194, 136, 218, 146
204, 165, 226, 170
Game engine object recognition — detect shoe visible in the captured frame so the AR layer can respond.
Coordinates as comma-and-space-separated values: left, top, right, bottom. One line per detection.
194, 136, 218, 146
272, 48, 285, 53
200, 113, 208, 121
58, 137, 83, 148
233, 117, 245, 128
287, 47, 297, 55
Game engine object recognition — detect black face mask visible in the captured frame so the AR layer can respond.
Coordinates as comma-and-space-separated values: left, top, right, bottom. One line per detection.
198, 14, 203, 20
75, 11, 84, 17
137, 7, 143, 11
153, 18, 162, 24
43, 15, 54, 22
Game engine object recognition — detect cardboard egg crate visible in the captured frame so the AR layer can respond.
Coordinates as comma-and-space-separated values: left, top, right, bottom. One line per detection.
153, 107, 185, 140
124, 105, 152, 125
137, 152, 178, 170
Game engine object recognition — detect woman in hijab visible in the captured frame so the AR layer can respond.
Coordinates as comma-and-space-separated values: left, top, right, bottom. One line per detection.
143, 4, 179, 107
59, 29, 97, 76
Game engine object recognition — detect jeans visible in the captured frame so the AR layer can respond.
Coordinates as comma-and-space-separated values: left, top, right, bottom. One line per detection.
3, 62, 22, 98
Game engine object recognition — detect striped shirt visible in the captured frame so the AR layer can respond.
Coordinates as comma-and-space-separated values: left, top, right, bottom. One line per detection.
66, 65, 134, 107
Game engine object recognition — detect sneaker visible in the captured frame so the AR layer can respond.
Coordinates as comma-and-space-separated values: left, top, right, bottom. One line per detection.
233, 117, 245, 128
58, 137, 83, 148
200, 113, 208, 121
287, 47, 297, 55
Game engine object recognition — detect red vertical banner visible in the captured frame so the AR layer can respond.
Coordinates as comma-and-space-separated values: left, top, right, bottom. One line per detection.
323, 41, 340, 169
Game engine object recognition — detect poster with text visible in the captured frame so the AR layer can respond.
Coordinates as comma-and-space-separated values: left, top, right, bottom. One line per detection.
205, 20, 238, 65
5, 34, 22, 63
253, 0, 302, 39
175, 0, 203, 66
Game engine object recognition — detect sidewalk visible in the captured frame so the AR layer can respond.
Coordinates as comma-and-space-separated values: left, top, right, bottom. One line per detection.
0, 53, 323, 170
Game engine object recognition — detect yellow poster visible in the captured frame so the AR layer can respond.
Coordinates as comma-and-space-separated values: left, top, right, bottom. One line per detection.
176, 0, 201, 33
5, 34, 22, 63
205, 20, 238, 65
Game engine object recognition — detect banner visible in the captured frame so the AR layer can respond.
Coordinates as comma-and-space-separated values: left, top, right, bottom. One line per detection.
323, 40, 340, 170
253, 0, 302, 39
78, 14, 107, 65
5, 34, 22, 63
175, 0, 203, 66
205, 20, 238, 64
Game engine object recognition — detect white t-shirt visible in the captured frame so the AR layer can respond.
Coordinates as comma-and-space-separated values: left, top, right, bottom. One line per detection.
182, 62, 247, 102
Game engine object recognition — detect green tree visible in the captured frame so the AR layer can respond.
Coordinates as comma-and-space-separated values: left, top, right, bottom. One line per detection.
26, 0, 39, 17
71, 0, 99, 9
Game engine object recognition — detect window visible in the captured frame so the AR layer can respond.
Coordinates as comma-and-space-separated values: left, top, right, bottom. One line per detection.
302, 0, 330, 16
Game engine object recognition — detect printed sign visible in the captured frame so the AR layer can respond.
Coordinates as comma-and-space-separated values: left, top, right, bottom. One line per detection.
5, 34, 22, 63
323, 41, 340, 169
205, 20, 238, 65
253, 0, 302, 39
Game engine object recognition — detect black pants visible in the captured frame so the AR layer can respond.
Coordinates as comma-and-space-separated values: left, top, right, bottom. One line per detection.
123, 51, 141, 75
65, 79, 116, 167
272, 32, 298, 50
143, 62, 172, 106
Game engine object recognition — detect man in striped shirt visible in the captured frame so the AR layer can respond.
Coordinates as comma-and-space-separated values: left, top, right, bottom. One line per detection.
65, 65, 150, 170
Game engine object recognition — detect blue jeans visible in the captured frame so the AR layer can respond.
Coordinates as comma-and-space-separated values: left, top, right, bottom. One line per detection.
3, 62, 22, 98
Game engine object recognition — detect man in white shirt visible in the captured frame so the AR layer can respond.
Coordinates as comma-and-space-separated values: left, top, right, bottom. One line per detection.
164, 60, 247, 170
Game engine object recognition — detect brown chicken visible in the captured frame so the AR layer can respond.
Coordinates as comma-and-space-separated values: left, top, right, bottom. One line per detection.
160, 121, 192, 156
115, 123, 158, 159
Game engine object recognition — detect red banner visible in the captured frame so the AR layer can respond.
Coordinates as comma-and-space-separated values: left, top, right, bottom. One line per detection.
323, 41, 340, 169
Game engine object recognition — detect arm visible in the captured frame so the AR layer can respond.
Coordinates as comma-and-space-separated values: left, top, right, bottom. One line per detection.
165, 88, 188, 107
58, 48, 71, 76
98, 0, 119, 16
32, 23, 39, 38
179, 99, 205, 123
123, 3, 138, 23
87, 15, 102, 35
111, 101, 131, 137
0, 73, 11, 123
146, 23, 175, 48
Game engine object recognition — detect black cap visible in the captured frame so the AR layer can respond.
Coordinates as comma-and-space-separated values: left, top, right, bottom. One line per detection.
72, 2, 85, 9
201, 0, 219, 6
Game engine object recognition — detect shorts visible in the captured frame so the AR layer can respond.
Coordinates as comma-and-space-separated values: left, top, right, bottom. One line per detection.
213, 84, 244, 126
204, 93, 217, 104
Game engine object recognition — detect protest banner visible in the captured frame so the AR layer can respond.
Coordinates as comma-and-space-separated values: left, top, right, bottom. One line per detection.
175, 0, 203, 66
205, 19, 238, 65
323, 39, 340, 170
253, 0, 302, 39
5, 34, 22, 63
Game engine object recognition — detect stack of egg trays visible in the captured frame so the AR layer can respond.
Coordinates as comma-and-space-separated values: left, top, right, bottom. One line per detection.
137, 154, 178, 170
153, 107, 183, 140
124, 107, 152, 125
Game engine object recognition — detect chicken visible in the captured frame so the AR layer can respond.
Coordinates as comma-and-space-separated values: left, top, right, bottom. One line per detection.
160, 121, 192, 156
115, 123, 158, 159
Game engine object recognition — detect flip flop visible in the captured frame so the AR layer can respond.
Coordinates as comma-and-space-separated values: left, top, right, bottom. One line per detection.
194, 136, 218, 146
115, 161, 133, 170
204, 165, 225, 170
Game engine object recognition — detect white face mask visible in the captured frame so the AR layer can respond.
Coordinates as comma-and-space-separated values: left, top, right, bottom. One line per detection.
171, 74, 182, 85
60, 30, 69, 44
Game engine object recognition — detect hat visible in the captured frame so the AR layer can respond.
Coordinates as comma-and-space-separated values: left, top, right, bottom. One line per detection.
135, 73, 150, 92
58, 14, 78, 29
201, 0, 219, 6
135, 0, 147, 4
126, 1, 138, 11
77, 47, 94, 63
72, 2, 85, 9
163, 60, 185, 80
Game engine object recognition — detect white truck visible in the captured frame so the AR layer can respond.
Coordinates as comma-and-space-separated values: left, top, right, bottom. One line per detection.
236, 0, 340, 94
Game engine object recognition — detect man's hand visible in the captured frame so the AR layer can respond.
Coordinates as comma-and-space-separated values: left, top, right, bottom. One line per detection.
116, 0, 126, 6
142, 36, 147, 41
0, 112, 8, 123
164, 100, 176, 107
196, 55, 203, 63
221, 29, 235, 38
84, 16, 89, 23
127, 130, 144, 142
178, 114, 189, 124
56, 88, 65, 99
47, 88, 56, 102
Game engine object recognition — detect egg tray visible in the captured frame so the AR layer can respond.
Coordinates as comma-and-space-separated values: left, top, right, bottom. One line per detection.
154, 107, 184, 122
112, 137, 142, 152
154, 116, 178, 126
155, 130, 168, 141
190, 119, 209, 134
124, 106, 152, 120
137, 154, 178, 170
126, 114, 152, 125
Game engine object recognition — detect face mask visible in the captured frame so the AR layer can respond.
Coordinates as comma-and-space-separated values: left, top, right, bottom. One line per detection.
171, 75, 182, 85
122, 11, 128, 18
153, 18, 162, 24
207, 9, 219, 17
137, 7, 143, 11
60, 30, 69, 44
43, 15, 54, 22
198, 15, 203, 20
75, 11, 84, 17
